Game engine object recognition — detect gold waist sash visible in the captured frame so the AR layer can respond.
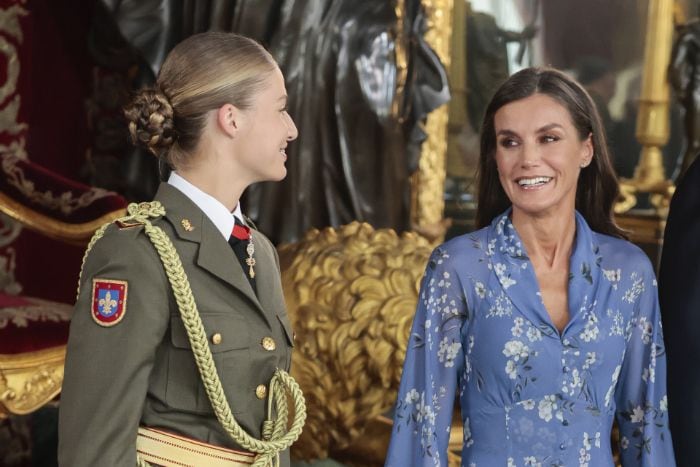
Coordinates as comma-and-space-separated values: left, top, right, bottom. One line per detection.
136, 426, 255, 466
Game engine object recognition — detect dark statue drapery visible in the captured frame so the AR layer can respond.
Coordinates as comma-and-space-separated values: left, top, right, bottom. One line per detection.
93, 0, 449, 244
669, 18, 700, 179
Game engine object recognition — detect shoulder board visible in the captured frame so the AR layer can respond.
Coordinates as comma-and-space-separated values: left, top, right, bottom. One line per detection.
115, 219, 145, 229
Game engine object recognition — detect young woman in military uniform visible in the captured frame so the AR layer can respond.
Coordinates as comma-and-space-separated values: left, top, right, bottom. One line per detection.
58, 32, 305, 467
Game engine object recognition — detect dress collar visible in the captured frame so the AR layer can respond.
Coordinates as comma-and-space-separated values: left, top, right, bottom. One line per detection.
488, 208, 602, 337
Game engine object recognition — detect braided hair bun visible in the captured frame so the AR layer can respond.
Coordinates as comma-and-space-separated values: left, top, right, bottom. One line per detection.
124, 88, 177, 159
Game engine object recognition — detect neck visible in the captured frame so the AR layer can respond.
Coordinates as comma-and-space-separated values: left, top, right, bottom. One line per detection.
511, 208, 577, 269
177, 153, 248, 212
176, 132, 255, 211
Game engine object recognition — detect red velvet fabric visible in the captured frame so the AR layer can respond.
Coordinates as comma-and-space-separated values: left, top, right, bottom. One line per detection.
12, 0, 95, 176
11, 230, 85, 304
0, 292, 71, 354
0, 0, 122, 306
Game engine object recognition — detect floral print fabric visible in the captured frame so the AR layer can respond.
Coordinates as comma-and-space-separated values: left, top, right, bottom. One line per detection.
386, 210, 675, 466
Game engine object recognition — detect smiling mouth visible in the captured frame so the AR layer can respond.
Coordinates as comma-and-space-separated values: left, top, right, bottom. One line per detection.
516, 176, 552, 188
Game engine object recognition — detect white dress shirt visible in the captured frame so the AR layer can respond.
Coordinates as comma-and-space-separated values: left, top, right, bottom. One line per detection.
167, 172, 245, 240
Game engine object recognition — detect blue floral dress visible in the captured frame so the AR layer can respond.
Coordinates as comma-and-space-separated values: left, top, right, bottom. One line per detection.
386, 210, 675, 466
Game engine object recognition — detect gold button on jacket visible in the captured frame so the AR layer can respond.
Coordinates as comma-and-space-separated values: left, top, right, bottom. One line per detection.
261, 336, 276, 351
255, 384, 267, 399
59, 183, 296, 467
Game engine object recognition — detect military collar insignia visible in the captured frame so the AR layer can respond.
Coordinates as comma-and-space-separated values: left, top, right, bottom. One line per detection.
91, 279, 128, 327
181, 218, 194, 231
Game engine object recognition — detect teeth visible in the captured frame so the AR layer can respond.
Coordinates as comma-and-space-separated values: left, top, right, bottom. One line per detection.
518, 177, 551, 187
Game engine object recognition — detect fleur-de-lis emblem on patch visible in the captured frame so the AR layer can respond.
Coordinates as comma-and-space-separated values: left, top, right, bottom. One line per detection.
92, 279, 128, 327
99, 291, 117, 315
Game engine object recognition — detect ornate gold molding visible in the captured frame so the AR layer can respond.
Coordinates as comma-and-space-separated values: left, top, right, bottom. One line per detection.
0, 346, 66, 419
411, 0, 454, 237
616, 0, 675, 214
393, 0, 408, 120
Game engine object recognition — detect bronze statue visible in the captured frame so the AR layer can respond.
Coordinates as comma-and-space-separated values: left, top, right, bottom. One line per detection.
246, 0, 449, 243
93, 0, 449, 244
465, 2, 537, 131
669, 16, 700, 178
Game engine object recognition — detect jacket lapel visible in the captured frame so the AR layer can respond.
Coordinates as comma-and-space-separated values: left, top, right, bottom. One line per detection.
251, 231, 293, 342
251, 230, 277, 312
154, 184, 272, 326
196, 220, 264, 311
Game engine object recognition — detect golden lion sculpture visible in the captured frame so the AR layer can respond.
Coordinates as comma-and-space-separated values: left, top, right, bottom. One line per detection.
278, 222, 433, 463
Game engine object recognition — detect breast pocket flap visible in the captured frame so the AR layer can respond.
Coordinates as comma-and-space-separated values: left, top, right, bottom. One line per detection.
170, 314, 251, 353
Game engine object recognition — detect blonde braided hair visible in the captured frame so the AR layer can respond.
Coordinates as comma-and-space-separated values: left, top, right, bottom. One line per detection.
79, 201, 306, 467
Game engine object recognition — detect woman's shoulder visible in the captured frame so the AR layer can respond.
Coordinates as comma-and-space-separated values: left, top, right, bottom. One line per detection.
96, 219, 151, 245
430, 226, 491, 269
83, 220, 165, 273
593, 231, 655, 277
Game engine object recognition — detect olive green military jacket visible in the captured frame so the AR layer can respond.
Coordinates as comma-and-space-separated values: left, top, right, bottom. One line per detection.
58, 183, 294, 467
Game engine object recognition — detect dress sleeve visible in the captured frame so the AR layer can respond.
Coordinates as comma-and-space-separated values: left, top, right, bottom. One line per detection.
58, 227, 170, 467
614, 264, 676, 466
385, 247, 468, 467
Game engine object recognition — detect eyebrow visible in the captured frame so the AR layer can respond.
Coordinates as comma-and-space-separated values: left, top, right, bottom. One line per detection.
536, 123, 564, 133
496, 123, 565, 137
277, 95, 288, 103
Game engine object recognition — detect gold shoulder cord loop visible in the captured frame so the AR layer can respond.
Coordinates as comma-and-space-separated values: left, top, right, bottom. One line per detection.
78, 202, 307, 467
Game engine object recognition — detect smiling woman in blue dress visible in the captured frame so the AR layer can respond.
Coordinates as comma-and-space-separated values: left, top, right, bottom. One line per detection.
386, 68, 676, 466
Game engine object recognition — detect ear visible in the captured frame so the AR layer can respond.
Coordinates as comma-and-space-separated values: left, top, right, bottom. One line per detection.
580, 133, 594, 168
216, 103, 242, 139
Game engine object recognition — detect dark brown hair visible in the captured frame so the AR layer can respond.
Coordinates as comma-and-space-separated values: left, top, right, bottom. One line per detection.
475, 67, 625, 238
124, 32, 276, 169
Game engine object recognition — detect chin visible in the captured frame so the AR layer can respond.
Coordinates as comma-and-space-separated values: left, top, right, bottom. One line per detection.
269, 167, 287, 182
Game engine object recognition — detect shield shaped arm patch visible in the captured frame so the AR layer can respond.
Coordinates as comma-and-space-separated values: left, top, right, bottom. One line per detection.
91, 279, 128, 327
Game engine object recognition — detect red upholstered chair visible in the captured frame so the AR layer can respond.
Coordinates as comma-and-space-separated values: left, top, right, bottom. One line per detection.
0, 152, 127, 419
0, 153, 127, 243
